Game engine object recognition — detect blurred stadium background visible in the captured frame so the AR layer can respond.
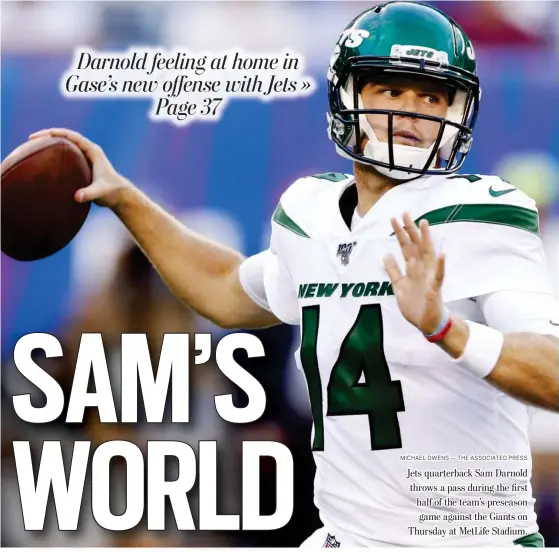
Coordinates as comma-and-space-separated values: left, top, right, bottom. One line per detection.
1, 0, 558, 547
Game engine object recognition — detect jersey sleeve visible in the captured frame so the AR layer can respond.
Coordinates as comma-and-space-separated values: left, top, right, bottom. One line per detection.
238, 250, 273, 312
238, 229, 300, 326
478, 290, 559, 338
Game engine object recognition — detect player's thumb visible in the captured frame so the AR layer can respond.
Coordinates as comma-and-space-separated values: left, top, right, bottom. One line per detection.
74, 180, 106, 204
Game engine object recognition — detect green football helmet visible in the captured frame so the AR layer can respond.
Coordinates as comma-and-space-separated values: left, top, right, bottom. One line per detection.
327, 1, 481, 179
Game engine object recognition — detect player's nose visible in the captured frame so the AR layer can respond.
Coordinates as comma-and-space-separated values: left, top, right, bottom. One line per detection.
396, 90, 420, 118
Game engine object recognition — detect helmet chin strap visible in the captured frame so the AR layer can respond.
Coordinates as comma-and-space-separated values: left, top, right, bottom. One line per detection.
338, 76, 467, 180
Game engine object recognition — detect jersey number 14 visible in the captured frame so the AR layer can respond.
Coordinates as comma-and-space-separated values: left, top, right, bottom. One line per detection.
300, 304, 405, 451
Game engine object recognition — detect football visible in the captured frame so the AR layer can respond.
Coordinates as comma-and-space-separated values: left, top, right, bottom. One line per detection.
1, 136, 92, 261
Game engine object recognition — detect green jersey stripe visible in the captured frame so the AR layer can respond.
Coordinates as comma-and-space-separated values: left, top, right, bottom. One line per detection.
273, 203, 310, 238
392, 204, 539, 236
513, 532, 545, 548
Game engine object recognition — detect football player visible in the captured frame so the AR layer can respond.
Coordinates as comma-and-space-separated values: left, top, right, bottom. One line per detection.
31, 1, 558, 547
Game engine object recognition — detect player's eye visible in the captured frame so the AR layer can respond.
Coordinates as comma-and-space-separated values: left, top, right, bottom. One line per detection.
422, 93, 441, 104
379, 88, 402, 98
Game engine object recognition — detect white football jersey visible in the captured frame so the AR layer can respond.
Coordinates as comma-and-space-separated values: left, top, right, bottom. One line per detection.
241, 172, 556, 546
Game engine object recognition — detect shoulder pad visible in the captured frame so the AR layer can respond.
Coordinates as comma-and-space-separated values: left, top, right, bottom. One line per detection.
417, 173, 540, 236
428, 175, 548, 301
443, 173, 537, 210
271, 173, 354, 239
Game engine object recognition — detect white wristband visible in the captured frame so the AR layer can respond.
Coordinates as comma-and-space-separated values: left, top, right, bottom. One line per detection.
452, 320, 504, 378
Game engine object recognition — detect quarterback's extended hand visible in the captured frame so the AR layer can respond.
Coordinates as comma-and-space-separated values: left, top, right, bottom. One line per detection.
383, 213, 446, 336
29, 128, 132, 210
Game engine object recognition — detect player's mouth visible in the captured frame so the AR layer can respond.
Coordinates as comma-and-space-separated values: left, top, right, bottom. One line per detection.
393, 130, 422, 146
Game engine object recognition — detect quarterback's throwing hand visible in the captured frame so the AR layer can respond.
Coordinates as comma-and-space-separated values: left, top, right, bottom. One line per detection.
29, 128, 132, 210
383, 213, 446, 336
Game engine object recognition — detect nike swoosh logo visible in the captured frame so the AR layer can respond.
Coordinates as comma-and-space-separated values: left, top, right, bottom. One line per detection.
489, 186, 516, 197
550, 320, 559, 326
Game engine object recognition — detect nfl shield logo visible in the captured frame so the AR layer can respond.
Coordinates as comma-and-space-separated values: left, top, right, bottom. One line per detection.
336, 241, 357, 266
323, 533, 341, 548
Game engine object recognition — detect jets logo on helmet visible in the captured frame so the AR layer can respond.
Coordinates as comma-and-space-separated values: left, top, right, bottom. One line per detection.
329, 30, 371, 81
326, 1, 481, 180
342, 29, 370, 48
390, 44, 450, 65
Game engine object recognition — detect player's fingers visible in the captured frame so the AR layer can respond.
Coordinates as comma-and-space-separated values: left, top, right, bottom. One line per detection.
406, 256, 422, 278
28, 130, 52, 140
433, 253, 446, 291
383, 254, 404, 285
29, 128, 105, 164
391, 217, 413, 260
419, 219, 436, 262
403, 212, 421, 247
